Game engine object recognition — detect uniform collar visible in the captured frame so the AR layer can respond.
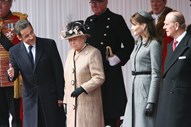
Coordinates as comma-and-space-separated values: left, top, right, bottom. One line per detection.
91, 8, 110, 22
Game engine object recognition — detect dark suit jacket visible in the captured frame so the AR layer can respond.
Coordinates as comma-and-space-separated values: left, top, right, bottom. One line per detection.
85, 8, 134, 118
155, 33, 191, 127
8, 37, 65, 127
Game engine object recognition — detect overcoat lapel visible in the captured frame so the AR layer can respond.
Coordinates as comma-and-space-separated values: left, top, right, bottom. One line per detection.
164, 33, 190, 76
34, 38, 43, 71
19, 42, 33, 69
134, 39, 142, 57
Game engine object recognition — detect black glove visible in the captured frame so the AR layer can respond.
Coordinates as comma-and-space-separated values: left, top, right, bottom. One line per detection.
145, 103, 154, 117
71, 87, 85, 98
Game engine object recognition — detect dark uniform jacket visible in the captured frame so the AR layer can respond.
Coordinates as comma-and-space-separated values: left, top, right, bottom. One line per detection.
155, 33, 191, 127
0, 11, 27, 88
0, 11, 27, 100
85, 8, 134, 118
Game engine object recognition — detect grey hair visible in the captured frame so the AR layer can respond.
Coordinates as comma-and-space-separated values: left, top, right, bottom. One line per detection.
170, 10, 186, 29
14, 19, 32, 36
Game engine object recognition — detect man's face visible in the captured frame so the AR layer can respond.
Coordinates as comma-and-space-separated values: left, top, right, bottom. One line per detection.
0, 0, 12, 18
89, 0, 108, 16
17, 25, 36, 45
150, 0, 166, 14
163, 14, 177, 38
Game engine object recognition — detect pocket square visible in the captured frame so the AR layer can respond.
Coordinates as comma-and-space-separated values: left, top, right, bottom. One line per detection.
178, 56, 186, 59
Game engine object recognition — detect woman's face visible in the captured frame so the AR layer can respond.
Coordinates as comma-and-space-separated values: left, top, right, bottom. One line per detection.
131, 21, 145, 36
68, 36, 85, 51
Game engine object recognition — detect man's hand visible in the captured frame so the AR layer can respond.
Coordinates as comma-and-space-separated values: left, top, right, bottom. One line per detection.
7, 63, 14, 80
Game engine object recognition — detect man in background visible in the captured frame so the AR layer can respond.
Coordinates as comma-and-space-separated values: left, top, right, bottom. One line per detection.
150, 0, 173, 72
0, 0, 27, 126
85, 0, 134, 126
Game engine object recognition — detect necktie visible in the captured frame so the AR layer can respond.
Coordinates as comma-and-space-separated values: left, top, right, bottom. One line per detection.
28, 45, 34, 67
172, 40, 178, 51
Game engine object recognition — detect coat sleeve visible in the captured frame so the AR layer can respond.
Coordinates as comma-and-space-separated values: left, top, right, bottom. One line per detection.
148, 40, 162, 103
50, 40, 65, 100
115, 15, 134, 65
7, 48, 20, 81
81, 49, 105, 93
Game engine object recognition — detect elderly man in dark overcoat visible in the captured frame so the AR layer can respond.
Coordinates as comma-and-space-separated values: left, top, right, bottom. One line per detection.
155, 11, 191, 127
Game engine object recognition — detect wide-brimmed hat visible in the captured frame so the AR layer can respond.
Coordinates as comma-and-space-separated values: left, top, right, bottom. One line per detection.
60, 20, 91, 40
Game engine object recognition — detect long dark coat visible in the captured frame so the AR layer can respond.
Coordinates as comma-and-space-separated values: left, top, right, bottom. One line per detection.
8, 37, 66, 127
85, 9, 134, 118
155, 33, 191, 127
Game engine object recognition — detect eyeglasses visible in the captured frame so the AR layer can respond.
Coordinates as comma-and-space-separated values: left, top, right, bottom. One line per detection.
89, 1, 104, 5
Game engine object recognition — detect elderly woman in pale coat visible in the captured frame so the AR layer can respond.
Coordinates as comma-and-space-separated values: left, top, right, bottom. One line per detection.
122, 11, 162, 127
61, 20, 105, 127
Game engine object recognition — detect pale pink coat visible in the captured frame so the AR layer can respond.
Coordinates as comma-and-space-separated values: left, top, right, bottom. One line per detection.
64, 45, 105, 127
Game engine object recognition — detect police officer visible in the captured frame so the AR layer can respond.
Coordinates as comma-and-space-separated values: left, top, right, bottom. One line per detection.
85, 0, 134, 126
0, 0, 27, 126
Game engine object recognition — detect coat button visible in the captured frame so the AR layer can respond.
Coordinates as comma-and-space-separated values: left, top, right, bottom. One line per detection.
106, 25, 109, 29
104, 34, 107, 36
107, 17, 110, 20
100, 42, 104, 45
170, 91, 174, 94
87, 27, 90, 30
71, 80, 75, 85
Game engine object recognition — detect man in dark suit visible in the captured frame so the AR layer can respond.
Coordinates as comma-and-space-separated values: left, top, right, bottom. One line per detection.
85, 0, 134, 126
155, 11, 191, 127
7, 19, 66, 127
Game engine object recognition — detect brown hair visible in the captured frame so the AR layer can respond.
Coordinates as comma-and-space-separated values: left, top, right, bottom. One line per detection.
130, 11, 158, 45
